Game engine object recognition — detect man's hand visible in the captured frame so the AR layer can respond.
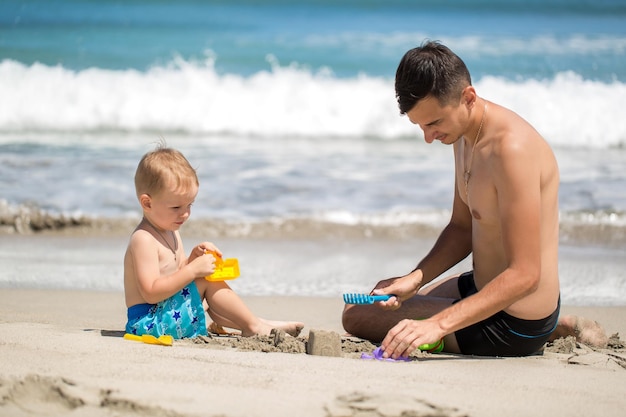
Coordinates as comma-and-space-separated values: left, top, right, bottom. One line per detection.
380, 318, 444, 359
371, 272, 422, 310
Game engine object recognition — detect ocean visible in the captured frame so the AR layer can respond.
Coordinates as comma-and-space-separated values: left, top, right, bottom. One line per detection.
1, 0, 625, 304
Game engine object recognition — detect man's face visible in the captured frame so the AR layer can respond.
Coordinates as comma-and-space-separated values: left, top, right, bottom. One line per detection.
405, 95, 467, 145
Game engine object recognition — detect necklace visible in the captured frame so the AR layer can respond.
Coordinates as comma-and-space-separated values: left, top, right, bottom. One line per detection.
144, 217, 178, 261
463, 101, 487, 197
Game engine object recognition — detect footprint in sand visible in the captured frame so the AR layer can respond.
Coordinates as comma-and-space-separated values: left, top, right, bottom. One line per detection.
325, 391, 468, 417
0, 374, 181, 417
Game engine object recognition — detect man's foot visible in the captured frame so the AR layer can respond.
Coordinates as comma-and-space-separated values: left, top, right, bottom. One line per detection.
551, 315, 608, 348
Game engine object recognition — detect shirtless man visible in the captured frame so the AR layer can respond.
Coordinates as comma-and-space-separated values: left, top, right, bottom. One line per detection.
342, 41, 606, 358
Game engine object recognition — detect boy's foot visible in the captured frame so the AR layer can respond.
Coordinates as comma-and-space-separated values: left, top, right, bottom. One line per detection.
242, 319, 304, 338
207, 321, 240, 336
262, 319, 304, 337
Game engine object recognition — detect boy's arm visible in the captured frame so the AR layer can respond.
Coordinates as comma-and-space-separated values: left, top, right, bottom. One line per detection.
129, 231, 212, 304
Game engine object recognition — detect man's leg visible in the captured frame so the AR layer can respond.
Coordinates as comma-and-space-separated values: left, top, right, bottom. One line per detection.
430, 276, 610, 349
342, 274, 462, 344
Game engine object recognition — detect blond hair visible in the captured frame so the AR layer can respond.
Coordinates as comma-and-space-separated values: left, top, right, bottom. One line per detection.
134, 144, 198, 198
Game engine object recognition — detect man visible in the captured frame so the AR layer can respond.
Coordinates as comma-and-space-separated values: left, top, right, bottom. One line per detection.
342, 41, 606, 358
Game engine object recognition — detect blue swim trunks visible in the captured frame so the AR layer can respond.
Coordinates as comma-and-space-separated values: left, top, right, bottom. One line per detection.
125, 281, 208, 339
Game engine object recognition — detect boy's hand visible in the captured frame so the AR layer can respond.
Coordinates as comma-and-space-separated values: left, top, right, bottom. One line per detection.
188, 250, 218, 278
187, 242, 223, 278
188, 242, 222, 263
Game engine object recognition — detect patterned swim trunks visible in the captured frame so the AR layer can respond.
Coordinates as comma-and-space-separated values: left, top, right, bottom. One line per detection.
125, 281, 208, 339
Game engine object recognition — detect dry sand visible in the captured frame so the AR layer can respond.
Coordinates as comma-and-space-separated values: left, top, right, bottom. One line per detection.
1, 288, 625, 417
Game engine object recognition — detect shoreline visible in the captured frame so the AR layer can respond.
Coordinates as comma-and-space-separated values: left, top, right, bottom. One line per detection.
1, 233, 625, 305
1, 205, 626, 248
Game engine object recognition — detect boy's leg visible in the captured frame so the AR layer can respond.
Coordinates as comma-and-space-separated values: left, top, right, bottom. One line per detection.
196, 278, 262, 336
195, 278, 303, 337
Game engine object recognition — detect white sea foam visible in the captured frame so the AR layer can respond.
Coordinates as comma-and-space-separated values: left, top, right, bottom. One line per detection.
1, 59, 625, 148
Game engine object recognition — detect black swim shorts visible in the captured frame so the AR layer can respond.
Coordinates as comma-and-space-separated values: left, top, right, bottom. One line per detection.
454, 271, 560, 357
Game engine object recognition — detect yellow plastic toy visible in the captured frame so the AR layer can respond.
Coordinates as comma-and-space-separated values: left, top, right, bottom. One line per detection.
123, 333, 173, 346
205, 250, 240, 281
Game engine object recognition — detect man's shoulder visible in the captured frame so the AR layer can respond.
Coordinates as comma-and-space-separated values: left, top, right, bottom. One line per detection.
488, 106, 545, 153
491, 102, 541, 138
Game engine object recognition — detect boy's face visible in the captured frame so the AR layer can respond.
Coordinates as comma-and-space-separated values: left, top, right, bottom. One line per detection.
142, 182, 198, 231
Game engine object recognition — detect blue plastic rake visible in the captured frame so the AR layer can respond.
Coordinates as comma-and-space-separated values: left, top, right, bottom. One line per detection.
343, 293, 392, 304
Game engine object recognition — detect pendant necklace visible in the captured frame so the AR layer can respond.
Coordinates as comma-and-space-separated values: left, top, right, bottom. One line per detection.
144, 217, 178, 261
463, 102, 487, 197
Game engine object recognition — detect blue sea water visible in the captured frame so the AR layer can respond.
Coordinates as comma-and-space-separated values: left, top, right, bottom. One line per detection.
0, 0, 625, 302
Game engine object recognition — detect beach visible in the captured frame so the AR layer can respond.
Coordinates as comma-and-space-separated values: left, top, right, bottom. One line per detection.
1, 233, 625, 417
2, 2, 626, 415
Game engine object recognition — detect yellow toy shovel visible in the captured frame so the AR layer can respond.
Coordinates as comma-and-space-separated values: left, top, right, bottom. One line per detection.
204, 250, 240, 281
123, 333, 173, 346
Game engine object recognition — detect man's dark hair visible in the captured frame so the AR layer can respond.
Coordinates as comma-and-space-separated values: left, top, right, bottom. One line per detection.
395, 41, 472, 114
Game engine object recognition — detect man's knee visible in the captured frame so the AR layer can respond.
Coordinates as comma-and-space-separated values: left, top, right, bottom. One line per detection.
342, 304, 373, 336
341, 305, 357, 334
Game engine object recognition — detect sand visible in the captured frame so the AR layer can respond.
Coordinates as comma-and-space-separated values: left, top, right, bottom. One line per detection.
1, 232, 625, 417
0, 288, 624, 417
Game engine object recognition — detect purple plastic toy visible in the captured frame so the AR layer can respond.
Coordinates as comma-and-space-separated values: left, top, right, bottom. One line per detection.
361, 346, 411, 362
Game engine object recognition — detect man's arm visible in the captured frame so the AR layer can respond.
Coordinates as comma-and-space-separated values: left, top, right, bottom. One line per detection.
414, 178, 474, 286
372, 177, 474, 306
381, 130, 544, 358
434, 132, 543, 332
